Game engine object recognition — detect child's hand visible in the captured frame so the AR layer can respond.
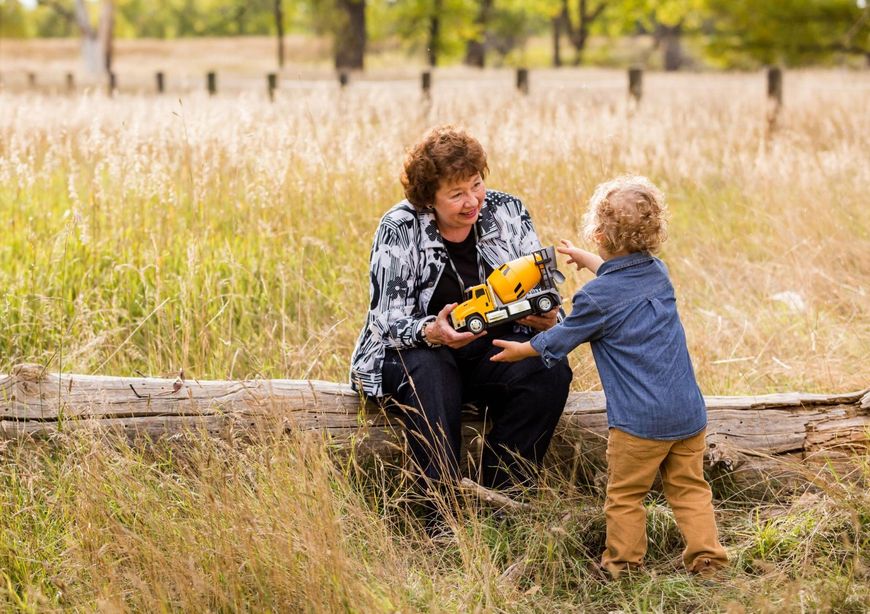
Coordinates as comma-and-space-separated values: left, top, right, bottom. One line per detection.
557, 239, 603, 274
557, 239, 590, 271
518, 308, 559, 331
490, 339, 539, 362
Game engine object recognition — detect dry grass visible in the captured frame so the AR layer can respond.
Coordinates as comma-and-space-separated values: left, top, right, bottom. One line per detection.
0, 63, 868, 611
1, 428, 868, 612
1, 68, 866, 392
1, 35, 333, 76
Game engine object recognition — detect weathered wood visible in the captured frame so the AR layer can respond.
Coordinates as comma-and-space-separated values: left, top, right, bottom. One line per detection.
1, 364, 866, 492
767, 66, 783, 107
628, 66, 643, 103
421, 70, 432, 99
766, 66, 784, 135
460, 478, 531, 510
516, 68, 529, 95
267, 72, 278, 102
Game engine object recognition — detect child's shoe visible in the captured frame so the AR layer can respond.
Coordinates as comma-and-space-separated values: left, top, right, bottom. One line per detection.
690, 557, 728, 586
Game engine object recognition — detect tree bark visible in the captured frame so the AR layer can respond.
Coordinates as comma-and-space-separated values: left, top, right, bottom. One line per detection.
76, 0, 113, 76
43, 0, 113, 78
428, 0, 442, 68
464, 0, 493, 68
334, 0, 366, 70
274, 0, 285, 68
2, 365, 866, 494
98, 0, 114, 74
655, 22, 684, 71
552, 15, 563, 68
560, 0, 606, 66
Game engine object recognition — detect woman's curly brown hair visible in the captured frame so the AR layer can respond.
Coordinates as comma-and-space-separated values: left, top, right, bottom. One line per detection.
582, 175, 669, 254
401, 125, 489, 210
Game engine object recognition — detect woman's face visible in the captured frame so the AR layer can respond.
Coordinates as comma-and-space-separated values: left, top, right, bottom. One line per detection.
432, 173, 486, 238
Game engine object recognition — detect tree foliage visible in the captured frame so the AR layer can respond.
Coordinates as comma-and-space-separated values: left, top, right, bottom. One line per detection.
705, 0, 868, 66
4, 0, 867, 68
0, 0, 31, 37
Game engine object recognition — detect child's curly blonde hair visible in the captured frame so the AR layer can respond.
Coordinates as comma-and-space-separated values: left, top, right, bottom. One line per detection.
582, 175, 668, 254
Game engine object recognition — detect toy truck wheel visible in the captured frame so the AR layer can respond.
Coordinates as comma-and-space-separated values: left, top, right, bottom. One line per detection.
467, 315, 486, 334
535, 295, 555, 313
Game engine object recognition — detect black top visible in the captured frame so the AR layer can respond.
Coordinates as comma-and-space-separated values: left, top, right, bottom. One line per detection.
427, 230, 493, 317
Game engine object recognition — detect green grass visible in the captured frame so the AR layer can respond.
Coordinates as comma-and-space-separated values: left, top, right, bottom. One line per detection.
1, 69, 869, 610
1, 431, 867, 611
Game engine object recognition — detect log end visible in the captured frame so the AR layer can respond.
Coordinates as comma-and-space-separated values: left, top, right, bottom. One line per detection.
12, 363, 47, 383
705, 434, 745, 471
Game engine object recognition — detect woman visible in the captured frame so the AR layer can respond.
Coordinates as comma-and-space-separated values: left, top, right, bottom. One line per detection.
350, 125, 572, 490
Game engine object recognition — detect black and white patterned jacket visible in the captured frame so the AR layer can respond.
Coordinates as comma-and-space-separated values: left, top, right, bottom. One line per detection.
350, 190, 544, 397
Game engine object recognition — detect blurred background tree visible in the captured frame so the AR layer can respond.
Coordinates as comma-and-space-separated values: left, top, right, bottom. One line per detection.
2, 0, 867, 69
705, 0, 869, 66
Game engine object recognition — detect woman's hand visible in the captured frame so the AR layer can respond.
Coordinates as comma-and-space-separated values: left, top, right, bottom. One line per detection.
424, 303, 486, 349
518, 307, 559, 331
490, 339, 539, 362
557, 239, 603, 274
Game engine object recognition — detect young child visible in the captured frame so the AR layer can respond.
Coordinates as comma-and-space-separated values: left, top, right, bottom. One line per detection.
491, 175, 728, 579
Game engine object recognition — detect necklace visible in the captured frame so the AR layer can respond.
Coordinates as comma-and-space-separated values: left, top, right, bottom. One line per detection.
443, 225, 485, 298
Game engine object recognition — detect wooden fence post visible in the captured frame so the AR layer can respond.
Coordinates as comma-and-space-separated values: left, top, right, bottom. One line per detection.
108, 72, 116, 97
516, 68, 529, 95
207, 71, 216, 96
767, 66, 783, 109
421, 70, 431, 99
628, 67, 643, 103
267, 73, 277, 102
766, 66, 784, 134
156, 71, 165, 94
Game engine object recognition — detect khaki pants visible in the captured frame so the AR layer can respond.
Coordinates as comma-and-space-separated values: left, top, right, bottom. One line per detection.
601, 428, 728, 578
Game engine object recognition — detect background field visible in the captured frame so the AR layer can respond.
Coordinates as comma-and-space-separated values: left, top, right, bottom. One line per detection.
1, 56, 869, 611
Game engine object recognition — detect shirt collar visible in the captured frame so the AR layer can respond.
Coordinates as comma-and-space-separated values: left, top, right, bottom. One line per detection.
597, 251, 654, 276
419, 191, 499, 250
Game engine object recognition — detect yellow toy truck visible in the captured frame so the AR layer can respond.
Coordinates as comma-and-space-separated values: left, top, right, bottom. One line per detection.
450, 246, 565, 334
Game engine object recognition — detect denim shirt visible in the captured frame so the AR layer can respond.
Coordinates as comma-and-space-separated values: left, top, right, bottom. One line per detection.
531, 252, 706, 440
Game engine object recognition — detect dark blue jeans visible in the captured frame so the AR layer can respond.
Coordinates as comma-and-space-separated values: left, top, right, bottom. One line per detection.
377, 332, 572, 490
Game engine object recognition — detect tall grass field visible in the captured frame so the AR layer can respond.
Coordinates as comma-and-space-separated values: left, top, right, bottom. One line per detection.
1, 66, 868, 611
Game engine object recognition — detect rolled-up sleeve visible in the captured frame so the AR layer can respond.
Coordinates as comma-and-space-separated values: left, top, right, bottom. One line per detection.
530, 290, 606, 367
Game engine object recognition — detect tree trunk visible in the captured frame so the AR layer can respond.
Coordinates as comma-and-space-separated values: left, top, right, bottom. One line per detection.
573, 0, 590, 65
464, 40, 485, 68
98, 0, 114, 74
552, 15, 563, 68
561, 0, 605, 67
656, 22, 684, 71
3, 365, 867, 496
68, 0, 113, 78
428, 0, 442, 68
236, 3, 246, 34
80, 36, 102, 76
274, 0, 285, 68
464, 0, 493, 68
334, 0, 366, 70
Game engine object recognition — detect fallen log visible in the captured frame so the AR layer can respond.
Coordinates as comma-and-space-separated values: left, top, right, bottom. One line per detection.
1, 364, 867, 495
